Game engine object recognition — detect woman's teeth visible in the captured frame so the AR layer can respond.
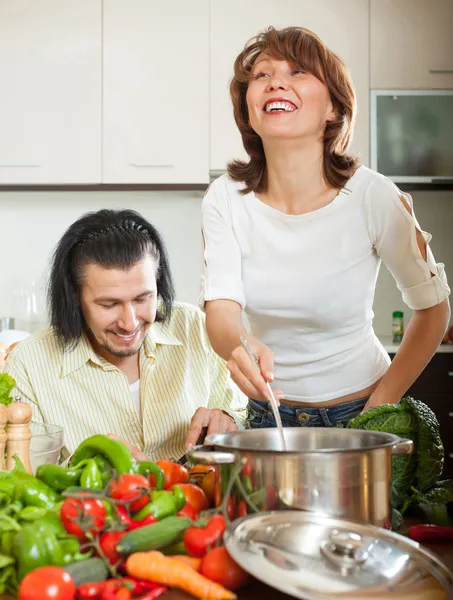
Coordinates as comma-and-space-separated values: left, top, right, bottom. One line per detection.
264, 101, 296, 112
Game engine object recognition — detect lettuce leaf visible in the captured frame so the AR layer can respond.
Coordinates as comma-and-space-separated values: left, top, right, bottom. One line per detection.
0, 373, 15, 406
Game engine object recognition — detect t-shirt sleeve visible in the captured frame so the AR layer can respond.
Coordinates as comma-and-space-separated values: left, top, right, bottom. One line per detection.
365, 175, 450, 310
200, 177, 246, 309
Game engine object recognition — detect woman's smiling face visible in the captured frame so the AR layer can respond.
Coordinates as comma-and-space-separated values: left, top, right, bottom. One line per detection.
246, 54, 335, 143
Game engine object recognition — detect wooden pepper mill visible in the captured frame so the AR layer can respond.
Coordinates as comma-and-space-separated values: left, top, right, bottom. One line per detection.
0, 404, 8, 471
6, 398, 33, 473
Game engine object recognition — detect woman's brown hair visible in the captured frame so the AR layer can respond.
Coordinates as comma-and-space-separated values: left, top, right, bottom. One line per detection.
228, 26, 359, 194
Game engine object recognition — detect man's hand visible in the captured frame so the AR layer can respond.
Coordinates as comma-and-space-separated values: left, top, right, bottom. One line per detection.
107, 433, 150, 462
185, 408, 238, 448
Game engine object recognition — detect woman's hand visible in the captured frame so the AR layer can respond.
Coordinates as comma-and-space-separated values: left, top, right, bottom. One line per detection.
227, 338, 283, 402
107, 433, 150, 462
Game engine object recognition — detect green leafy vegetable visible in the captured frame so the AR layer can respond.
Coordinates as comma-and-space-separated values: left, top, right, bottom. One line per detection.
0, 373, 15, 406
348, 397, 449, 516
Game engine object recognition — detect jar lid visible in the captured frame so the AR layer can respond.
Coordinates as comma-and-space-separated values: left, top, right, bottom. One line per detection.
225, 511, 453, 599
393, 311, 404, 318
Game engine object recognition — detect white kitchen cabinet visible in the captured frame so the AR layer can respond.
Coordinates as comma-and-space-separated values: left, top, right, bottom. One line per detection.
0, 0, 101, 184
103, 0, 209, 184
371, 0, 453, 89
210, 0, 370, 172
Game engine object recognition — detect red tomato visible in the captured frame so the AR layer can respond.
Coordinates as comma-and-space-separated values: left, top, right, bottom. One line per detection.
150, 460, 189, 489
109, 473, 151, 513
237, 500, 247, 518
60, 497, 106, 540
200, 470, 217, 506
171, 483, 209, 513
200, 546, 248, 591
177, 502, 198, 520
19, 566, 76, 600
183, 514, 226, 558
188, 464, 214, 482
76, 582, 105, 600
99, 531, 126, 564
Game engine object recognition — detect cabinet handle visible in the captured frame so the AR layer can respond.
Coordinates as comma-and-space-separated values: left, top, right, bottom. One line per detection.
449, 412, 453, 417
448, 372, 453, 377
429, 67, 453, 73
449, 453, 453, 459
0, 164, 40, 168
129, 163, 174, 168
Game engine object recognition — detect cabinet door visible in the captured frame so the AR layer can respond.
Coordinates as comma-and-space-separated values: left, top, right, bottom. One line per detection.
0, 0, 101, 184
371, 0, 453, 89
103, 0, 209, 184
210, 0, 370, 172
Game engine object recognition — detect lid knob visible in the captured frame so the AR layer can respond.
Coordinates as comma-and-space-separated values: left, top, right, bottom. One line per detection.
330, 530, 364, 557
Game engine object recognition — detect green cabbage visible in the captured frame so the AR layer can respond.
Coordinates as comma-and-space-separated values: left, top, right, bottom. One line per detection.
347, 397, 449, 514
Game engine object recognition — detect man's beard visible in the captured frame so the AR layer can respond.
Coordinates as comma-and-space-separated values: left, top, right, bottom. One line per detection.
98, 342, 142, 358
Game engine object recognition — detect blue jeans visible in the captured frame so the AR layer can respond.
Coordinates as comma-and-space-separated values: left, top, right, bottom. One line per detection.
246, 397, 368, 429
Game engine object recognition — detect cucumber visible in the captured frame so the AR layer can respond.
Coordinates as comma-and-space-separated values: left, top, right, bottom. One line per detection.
64, 557, 108, 586
117, 516, 192, 556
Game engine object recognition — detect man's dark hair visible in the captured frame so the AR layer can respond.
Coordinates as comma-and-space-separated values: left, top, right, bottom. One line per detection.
48, 208, 175, 345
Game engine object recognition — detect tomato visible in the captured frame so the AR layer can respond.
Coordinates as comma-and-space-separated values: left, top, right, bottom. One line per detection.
60, 496, 106, 540
150, 460, 189, 489
237, 500, 247, 518
188, 464, 214, 482
171, 483, 209, 513
200, 470, 217, 506
200, 546, 248, 591
177, 501, 198, 520
109, 473, 151, 513
76, 582, 106, 600
19, 566, 76, 600
183, 514, 226, 558
99, 531, 126, 564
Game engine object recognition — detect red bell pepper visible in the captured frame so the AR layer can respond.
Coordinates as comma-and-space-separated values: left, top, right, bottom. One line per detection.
409, 524, 453, 542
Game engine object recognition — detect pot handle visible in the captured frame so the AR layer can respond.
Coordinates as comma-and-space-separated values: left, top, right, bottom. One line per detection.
391, 438, 414, 456
187, 445, 236, 465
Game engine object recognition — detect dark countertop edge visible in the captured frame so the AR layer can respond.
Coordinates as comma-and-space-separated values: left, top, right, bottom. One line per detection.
0, 183, 208, 192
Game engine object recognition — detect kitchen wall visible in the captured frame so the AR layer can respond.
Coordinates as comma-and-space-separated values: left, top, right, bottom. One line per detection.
0, 188, 452, 337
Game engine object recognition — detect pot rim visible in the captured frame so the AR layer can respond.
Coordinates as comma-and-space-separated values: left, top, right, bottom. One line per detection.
204, 428, 409, 455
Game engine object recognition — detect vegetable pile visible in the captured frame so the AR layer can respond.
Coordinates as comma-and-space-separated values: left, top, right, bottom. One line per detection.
0, 433, 249, 600
348, 396, 453, 524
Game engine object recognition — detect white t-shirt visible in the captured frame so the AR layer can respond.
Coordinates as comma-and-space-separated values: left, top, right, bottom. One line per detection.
130, 379, 141, 419
201, 166, 450, 403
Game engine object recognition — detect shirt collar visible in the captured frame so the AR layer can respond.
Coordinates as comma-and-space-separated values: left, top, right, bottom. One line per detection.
61, 323, 183, 377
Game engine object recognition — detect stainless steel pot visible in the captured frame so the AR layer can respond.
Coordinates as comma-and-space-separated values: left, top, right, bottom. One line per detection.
188, 428, 414, 527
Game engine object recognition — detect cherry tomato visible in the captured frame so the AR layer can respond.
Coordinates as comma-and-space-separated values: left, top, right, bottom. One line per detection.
200, 546, 248, 591
188, 464, 214, 482
76, 582, 106, 600
19, 566, 76, 600
99, 530, 126, 564
171, 483, 209, 513
177, 501, 198, 520
183, 514, 226, 558
149, 460, 189, 489
200, 470, 217, 506
60, 497, 106, 540
237, 500, 247, 518
109, 473, 151, 513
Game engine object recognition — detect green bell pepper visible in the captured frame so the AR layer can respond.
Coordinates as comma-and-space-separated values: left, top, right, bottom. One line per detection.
14, 477, 60, 509
69, 435, 135, 475
133, 461, 165, 491
13, 520, 65, 580
36, 464, 82, 492
132, 486, 186, 521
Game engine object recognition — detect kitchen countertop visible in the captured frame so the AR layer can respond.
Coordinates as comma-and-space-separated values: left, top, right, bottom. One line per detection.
379, 336, 453, 354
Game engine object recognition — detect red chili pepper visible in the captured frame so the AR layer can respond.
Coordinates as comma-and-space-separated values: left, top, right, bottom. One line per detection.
138, 587, 167, 600
77, 582, 106, 600
115, 506, 157, 530
409, 524, 453, 542
102, 579, 167, 600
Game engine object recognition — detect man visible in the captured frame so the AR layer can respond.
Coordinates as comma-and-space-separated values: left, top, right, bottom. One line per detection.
5, 209, 246, 461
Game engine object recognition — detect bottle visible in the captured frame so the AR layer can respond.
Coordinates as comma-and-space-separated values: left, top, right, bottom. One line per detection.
392, 311, 404, 344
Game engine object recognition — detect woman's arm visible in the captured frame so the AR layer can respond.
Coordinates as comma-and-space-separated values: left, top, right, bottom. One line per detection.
366, 299, 450, 409
205, 299, 280, 401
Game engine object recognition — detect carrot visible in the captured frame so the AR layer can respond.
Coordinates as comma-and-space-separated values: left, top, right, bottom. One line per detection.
126, 551, 237, 600
171, 555, 202, 570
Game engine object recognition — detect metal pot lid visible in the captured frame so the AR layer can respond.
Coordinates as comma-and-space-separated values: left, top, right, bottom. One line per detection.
224, 511, 453, 599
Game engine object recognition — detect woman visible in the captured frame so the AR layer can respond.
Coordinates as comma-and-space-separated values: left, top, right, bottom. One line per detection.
201, 26, 450, 429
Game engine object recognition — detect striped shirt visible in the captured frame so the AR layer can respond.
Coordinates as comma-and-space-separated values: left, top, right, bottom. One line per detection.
4, 302, 247, 461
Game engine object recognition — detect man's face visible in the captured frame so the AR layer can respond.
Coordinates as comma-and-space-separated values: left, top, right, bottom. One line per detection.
79, 256, 158, 359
